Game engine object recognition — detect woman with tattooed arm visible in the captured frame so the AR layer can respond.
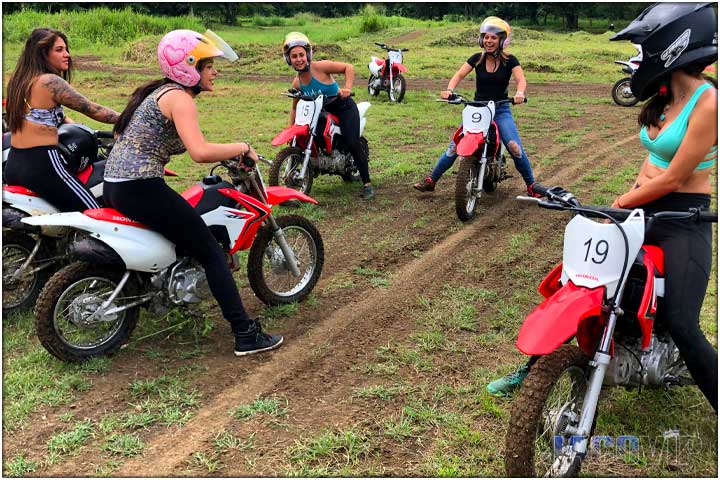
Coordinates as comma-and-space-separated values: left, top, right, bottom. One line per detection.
4, 28, 119, 211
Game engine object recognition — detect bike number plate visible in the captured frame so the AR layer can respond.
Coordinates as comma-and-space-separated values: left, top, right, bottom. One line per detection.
462, 104, 493, 135
388, 50, 403, 65
295, 99, 314, 126
562, 210, 645, 296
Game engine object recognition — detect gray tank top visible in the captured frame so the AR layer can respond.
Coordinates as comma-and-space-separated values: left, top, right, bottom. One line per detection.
105, 84, 186, 180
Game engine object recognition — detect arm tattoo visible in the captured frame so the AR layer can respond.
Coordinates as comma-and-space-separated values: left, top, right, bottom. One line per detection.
42, 75, 120, 124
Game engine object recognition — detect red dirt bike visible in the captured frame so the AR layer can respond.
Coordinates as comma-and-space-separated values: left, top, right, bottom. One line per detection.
2, 125, 117, 315
269, 89, 370, 196
367, 42, 409, 103
504, 185, 717, 477
24, 154, 323, 362
438, 93, 525, 222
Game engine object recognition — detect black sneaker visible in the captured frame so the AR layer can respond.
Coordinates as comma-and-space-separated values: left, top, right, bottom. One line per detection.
360, 185, 375, 200
234, 319, 283, 356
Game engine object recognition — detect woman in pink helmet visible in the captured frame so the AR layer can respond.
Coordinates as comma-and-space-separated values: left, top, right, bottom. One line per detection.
103, 29, 283, 357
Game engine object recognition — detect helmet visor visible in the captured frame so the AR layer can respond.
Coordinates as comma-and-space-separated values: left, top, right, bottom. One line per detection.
203, 29, 238, 62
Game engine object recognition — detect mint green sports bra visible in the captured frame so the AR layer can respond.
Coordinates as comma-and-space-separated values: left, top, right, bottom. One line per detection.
639, 82, 717, 170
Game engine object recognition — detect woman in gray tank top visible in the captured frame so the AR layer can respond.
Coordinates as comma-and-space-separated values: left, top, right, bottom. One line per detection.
104, 29, 283, 357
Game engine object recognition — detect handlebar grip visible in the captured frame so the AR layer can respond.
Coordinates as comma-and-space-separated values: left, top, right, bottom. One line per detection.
96, 131, 114, 139
700, 211, 717, 222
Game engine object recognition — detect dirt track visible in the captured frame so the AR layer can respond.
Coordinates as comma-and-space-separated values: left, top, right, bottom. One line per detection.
1, 82, 654, 475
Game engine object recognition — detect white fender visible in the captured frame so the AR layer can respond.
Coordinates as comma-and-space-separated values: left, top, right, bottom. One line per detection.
368, 57, 382, 76
357, 102, 371, 136
3, 190, 59, 216
22, 212, 177, 272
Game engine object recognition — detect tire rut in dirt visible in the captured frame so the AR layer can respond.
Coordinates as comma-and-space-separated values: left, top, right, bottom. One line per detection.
505, 345, 590, 478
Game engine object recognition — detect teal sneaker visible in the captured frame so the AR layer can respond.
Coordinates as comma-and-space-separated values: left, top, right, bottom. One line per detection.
486, 365, 530, 397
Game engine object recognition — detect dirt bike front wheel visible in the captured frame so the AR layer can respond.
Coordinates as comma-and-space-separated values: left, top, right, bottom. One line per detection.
34, 261, 140, 363
269, 146, 314, 195
505, 345, 591, 477
389, 74, 406, 103
455, 156, 480, 222
2, 230, 54, 316
611, 77, 639, 107
247, 215, 324, 306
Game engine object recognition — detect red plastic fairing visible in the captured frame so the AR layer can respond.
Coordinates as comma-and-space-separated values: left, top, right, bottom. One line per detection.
489, 123, 500, 158
374, 58, 384, 66
217, 188, 271, 253
452, 126, 463, 145
516, 282, 604, 356
76, 165, 93, 184
181, 184, 205, 207
538, 262, 563, 298
271, 124, 310, 147
264, 186, 319, 206
163, 168, 178, 177
393, 63, 408, 73
84, 208, 148, 229
636, 246, 665, 350
323, 114, 340, 153
456, 132, 484, 156
3, 185, 38, 197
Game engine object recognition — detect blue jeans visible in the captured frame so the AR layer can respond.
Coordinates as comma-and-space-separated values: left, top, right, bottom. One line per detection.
430, 103, 535, 186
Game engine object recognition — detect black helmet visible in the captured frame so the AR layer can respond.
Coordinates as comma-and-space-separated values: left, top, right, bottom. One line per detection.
610, 3, 717, 101
57, 124, 98, 173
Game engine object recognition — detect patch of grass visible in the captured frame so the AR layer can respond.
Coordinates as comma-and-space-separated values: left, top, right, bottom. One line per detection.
3, 454, 38, 477
232, 397, 288, 420
213, 430, 256, 453
101, 433, 145, 457
353, 384, 404, 401
191, 451, 223, 473
47, 420, 94, 456
287, 428, 372, 474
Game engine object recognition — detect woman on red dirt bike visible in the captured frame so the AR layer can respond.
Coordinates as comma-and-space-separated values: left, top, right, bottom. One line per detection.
4, 28, 119, 211
488, 3, 718, 411
282, 32, 374, 200
103, 29, 283, 357
413, 17, 540, 197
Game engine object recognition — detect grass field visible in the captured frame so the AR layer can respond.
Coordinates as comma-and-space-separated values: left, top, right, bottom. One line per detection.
2, 8, 718, 478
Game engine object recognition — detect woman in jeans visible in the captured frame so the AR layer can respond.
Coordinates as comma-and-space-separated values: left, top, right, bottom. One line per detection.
413, 17, 540, 197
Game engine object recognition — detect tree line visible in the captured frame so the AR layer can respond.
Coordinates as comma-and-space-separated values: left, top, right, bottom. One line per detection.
4, 2, 651, 30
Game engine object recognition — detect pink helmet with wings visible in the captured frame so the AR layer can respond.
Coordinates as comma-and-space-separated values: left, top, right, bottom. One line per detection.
157, 29, 238, 87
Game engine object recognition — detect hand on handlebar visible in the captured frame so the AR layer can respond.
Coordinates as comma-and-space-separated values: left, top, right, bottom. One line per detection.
338, 88, 352, 99
440, 89, 455, 100
513, 94, 527, 105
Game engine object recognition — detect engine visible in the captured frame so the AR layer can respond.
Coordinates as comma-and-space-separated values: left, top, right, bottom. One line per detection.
167, 261, 211, 304
314, 149, 353, 175
603, 335, 684, 387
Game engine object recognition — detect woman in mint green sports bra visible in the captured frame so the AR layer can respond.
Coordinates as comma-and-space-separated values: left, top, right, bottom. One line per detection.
608, 3, 718, 412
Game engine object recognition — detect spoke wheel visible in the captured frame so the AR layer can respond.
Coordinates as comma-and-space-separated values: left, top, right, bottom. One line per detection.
455, 156, 480, 222
389, 74, 406, 103
505, 345, 591, 477
611, 77, 639, 107
34, 262, 139, 362
247, 215, 324, 306
269, 146, 314, 194
367, 75, 380, 96
2, 231, 54, 315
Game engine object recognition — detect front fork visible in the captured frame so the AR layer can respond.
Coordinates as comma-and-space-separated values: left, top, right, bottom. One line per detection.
475, 143, 489, 198
266, 214, 302, 277
297, 134, 315, 180
567, 305, 623, 458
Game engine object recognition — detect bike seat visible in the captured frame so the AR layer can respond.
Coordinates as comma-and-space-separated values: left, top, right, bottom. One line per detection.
3, 185, 38, 197
84, 208, 148, 229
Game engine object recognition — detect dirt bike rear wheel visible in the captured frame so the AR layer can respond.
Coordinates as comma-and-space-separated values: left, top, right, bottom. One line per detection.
341, 137, 369, 182
367, 75, 381, 97
34, 261, 139, 363
389, 74, 406, 103
455, 156, 480, 222
611, 77, 639, 107
269, 146, 314, 195
2, 230, 54, 316
505, 345, 590, 477
247, 215, 324, 306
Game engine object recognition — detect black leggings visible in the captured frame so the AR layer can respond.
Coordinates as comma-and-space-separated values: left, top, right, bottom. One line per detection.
4, 145, 99, 212
324, 96, 370, 184
104, 178, 251, 333
641, 192, 716, 410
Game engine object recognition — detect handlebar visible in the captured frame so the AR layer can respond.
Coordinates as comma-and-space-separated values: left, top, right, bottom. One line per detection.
283, 89, 354, 102
96, 131, 114, 139
374, 42, 408, 52
518, 184, 718, 225
437, 94, 528, 106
